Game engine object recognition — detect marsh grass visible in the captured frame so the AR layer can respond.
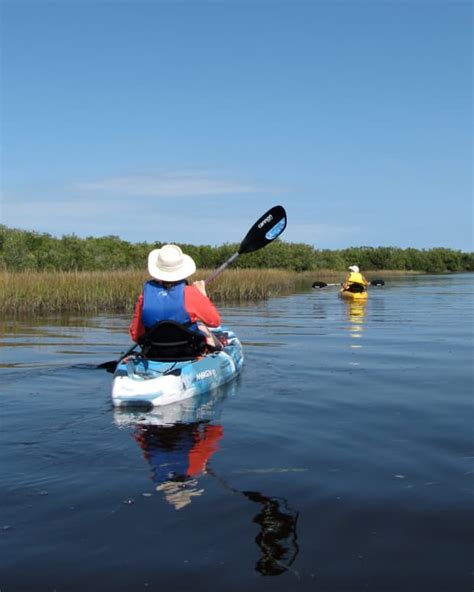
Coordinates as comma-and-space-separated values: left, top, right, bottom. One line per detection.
0, 270, 145, 315
0, 269, 416, 315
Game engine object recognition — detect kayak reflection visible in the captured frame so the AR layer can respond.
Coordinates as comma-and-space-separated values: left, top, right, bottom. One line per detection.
344, 298, 367, 346
113, 383, 299, 576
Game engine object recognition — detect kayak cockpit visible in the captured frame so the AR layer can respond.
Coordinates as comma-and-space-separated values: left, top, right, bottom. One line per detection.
111, 326, 243, 408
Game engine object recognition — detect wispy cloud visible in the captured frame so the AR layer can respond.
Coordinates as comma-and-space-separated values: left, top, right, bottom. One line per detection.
75, 171, 275, 198
287, 222, 364, 241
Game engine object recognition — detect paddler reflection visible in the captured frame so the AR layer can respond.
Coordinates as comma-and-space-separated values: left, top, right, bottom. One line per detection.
135, 420, 222, 510
114, 386, 228, 510
113, 384, 299, 576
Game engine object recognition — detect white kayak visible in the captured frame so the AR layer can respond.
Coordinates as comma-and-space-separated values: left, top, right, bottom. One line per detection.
111, 328, 243, 408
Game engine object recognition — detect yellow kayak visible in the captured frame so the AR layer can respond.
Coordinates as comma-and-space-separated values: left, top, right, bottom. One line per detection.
339, 289, 368, 300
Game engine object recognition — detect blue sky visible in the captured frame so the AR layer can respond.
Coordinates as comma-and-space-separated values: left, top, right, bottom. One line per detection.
1, 1, 472, 250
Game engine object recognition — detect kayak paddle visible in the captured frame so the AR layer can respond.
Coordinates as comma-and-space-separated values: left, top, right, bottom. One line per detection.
312, 279, 385, 289
99, 205, 287, 372
312, 282, 341, 289
205, 204, 287, 283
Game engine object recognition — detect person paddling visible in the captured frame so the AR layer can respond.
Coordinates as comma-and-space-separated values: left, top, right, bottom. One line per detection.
129, 244, 222, 348
340, 265, 370, 294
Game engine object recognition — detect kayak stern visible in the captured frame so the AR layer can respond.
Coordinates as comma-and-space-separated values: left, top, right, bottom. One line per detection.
111, 331, 243, 407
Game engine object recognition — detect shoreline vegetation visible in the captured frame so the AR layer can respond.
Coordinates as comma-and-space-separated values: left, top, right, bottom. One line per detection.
2, 269, 419, 315
1, 225, 472, 314
2, 225, 473, 275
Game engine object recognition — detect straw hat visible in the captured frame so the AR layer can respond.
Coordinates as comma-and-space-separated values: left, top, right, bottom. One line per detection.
148, 244, 196, 282
156, 479, 204, 510
348, 265, 360, 273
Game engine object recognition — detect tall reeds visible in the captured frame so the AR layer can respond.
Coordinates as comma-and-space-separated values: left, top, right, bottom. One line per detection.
0, 269, 327, 315
0, 268, 411, 315
0, 270, 144, 315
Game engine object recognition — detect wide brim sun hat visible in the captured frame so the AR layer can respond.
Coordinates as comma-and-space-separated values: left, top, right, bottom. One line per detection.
348, 265, 360, 273
148, 244, 196, 282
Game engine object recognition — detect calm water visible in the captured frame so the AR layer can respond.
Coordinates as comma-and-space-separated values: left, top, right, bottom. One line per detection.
1, 274, 473, 592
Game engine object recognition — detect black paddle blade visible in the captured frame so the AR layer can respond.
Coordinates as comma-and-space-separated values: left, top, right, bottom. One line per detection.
238, 205, 287, 255
312, 281, 328, 289
97, 360, 118, 373
371, 279, 385, 286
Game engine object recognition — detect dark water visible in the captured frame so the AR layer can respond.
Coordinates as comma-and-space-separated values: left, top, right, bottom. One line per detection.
1, 274, 473, 592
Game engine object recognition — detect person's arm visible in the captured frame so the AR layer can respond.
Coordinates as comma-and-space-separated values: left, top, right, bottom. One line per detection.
184, 284, 221, 327
129, 293, 145, 342
187, 425, 224, 476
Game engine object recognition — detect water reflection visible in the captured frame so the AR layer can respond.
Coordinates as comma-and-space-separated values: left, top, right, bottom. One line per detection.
344, 298, 367, 347
139, 422, 223, 508
240, 489, 299, 576
113, 385, 299, 576
114, 387, 228, 510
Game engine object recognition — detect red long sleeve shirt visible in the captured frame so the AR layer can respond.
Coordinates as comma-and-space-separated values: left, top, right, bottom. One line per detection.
129, 284, 221, 342
187, 424, 224, 476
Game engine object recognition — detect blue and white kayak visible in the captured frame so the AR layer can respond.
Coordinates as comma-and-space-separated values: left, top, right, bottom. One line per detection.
111, 328, 243, 408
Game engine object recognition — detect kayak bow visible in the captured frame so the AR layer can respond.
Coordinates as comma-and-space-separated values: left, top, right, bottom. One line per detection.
339, 290, 368, 300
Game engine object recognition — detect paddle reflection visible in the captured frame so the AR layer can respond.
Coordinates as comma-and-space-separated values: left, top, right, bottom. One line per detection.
243, 490, 299, 576
113, 384, 299, 576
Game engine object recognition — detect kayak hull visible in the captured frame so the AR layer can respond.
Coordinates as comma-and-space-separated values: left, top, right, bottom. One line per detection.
111, 328, 243, 408
339, 289, 368, 300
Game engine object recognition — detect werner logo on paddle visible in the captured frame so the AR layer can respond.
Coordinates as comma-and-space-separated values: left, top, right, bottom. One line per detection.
258, 214, 273, 229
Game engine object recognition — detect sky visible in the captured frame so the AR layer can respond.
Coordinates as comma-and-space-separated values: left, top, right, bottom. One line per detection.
1, 1, 472, 251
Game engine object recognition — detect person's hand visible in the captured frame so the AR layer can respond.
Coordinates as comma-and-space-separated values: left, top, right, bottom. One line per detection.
192, 280, 207, 296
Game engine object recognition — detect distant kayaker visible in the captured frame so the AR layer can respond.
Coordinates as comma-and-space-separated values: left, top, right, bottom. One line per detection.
129, 244, 222, 347
341, 265, 370, 293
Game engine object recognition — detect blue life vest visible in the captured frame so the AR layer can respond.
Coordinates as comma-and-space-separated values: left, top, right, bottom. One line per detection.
146, 429, 196, 483
141, 280, 194, 329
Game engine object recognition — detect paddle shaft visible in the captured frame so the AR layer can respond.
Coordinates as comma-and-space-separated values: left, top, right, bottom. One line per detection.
205, 252, 240, 284
313, 279, 384, 289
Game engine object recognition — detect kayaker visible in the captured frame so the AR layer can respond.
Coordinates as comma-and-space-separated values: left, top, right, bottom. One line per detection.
129, 244, 222, 348
341, 265, 370, 293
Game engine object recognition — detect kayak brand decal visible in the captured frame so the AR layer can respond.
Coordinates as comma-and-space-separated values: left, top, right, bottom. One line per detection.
195, 369, 217, 381
265, 218, 286, 240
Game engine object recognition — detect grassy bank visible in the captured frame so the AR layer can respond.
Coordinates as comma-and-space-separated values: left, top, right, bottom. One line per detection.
0, 269, 416, 315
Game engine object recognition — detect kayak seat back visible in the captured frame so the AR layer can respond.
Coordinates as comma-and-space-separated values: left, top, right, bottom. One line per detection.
347, 282, 366, 293
139, 320, 207, 361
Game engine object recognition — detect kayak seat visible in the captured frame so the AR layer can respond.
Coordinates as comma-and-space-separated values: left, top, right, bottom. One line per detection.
347, 282, 366, 294
139, 321, 207, 361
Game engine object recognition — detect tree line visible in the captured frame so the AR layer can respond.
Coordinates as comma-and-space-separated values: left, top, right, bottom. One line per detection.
1, 225, 473, 273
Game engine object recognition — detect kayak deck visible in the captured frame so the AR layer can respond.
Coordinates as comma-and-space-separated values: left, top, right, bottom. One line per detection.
339, 289, 368, 300
112, 329, 243, 408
